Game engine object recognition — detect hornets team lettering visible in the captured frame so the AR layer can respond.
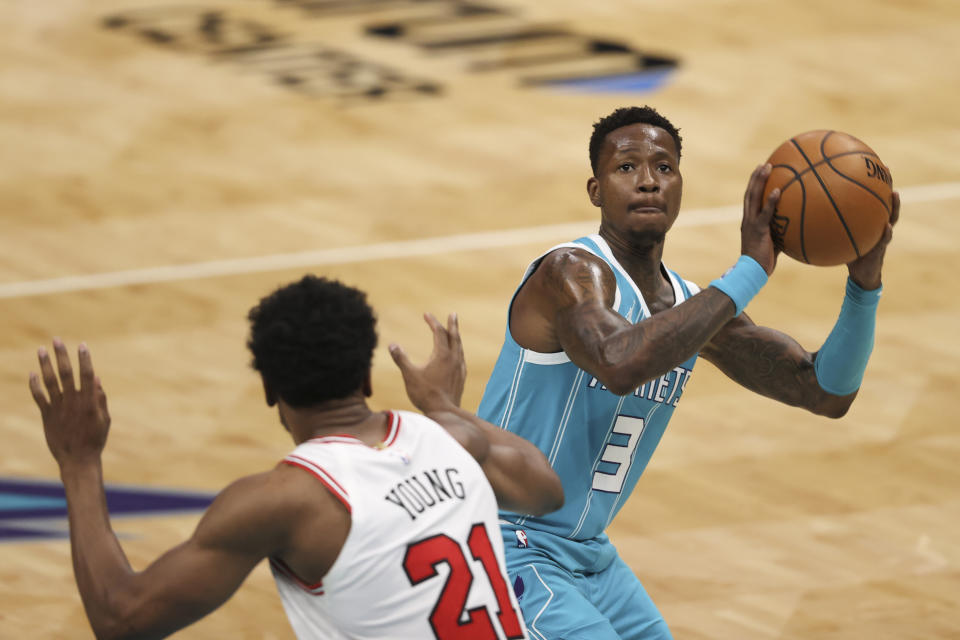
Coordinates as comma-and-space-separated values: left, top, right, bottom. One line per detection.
587, 364, 693, 405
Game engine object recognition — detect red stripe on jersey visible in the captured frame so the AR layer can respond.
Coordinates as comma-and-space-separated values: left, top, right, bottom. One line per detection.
270, 557, 324, 595
306, 412, 401, 449
282, 457, 352, 514
383, 411, 401, 447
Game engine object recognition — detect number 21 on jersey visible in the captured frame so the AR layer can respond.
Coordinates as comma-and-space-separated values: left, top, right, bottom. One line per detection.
403, 522, 525, 640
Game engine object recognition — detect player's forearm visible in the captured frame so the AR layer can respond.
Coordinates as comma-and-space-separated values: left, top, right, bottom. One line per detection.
60, 461, 141, 640
477, 424, 563, 516
813, 278, 881, 397
568, 287, 736, 395
427, 406, 563, 515
721, 278, 880, 418
705, 322, 856, 417
481, 448, 563, 516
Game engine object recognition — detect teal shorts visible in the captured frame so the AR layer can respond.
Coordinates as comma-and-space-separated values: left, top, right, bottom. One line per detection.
501, 525, 672, 640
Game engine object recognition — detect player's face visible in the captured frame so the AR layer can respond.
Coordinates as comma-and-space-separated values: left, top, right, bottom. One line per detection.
587, 124, 682, 245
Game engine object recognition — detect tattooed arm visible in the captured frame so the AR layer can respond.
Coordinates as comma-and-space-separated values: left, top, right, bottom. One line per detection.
510, 247, 739, 396
508, 163, 781, 396
697, 192, 898, 418
700, 314, 855, 417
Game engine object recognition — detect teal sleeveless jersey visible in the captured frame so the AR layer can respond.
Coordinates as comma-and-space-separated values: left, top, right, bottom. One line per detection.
477, 234, 700, 541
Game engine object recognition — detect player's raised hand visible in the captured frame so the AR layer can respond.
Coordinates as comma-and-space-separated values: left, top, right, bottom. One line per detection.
389, 313, 466, 413
741, 163, 781, 275
29, 339, 111, 468
847, 191, 900, 290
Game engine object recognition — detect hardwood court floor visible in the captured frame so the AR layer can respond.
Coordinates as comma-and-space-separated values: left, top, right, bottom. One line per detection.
1, 0, 958, 637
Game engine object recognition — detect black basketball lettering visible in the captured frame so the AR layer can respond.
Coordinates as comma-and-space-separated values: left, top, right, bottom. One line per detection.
767, 130, 891, 265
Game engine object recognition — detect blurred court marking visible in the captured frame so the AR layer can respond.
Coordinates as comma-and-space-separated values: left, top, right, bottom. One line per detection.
3, 181, 957, 300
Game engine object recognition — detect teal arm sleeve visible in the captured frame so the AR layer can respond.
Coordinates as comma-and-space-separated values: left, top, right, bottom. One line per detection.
709, 255, 769, 316
814, 278, 882, 396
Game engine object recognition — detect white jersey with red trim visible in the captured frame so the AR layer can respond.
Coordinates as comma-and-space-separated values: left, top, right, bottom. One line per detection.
271, 410, 528, 640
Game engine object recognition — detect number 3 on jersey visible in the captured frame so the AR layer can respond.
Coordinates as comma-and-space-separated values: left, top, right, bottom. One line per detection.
403, 523, 525, 640
592, 414, 646, 493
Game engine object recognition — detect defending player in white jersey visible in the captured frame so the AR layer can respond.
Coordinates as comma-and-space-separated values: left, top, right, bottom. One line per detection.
28, 275, 563, 639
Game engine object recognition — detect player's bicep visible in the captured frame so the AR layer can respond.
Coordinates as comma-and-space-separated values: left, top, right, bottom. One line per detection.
125, 537, 261, 637
555, 302, 630, 366
540, 250, 631, 366
427, 410, 562, 515
424, 409, 490, 462
512, 248, 623, 354
480, 442, 562, 516
112, 473, 293, 638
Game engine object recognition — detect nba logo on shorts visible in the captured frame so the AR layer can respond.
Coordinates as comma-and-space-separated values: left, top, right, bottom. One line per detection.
515, 529, 528, 548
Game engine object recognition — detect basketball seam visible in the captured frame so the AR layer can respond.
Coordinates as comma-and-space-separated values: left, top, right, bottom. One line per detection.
796, 170, 808, 263
773, 150, 882, 192
771, 164, 807, 262
790, 134, 861, 259
821, 154, 892, 217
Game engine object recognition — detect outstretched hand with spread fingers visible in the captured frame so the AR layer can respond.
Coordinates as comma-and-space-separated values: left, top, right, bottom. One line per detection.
389, 313, 466, 414
29, 339, 111, 468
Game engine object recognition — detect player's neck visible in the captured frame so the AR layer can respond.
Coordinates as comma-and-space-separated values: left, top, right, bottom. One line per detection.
282, 395, 387, 446
600, 227, 669, 297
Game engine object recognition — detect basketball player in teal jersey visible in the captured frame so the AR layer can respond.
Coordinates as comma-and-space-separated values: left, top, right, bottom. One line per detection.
477, 106, 899, 639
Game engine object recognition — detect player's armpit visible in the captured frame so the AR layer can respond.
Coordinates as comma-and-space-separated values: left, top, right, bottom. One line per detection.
89, 469, 311, 640
702, 313, 856, 418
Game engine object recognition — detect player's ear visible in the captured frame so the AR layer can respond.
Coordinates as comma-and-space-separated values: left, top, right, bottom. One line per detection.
262, 378, 278, 407
587, 176, 601, 207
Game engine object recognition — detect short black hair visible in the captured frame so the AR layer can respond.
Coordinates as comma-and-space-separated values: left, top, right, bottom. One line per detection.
589, 106, 682, 175
247, 275, 378, 408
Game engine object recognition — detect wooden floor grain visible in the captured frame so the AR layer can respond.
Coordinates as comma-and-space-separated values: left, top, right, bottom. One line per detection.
2, 0, 958, 637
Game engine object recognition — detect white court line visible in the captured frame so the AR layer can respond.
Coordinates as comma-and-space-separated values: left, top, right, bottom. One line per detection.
1, 181, 957, 300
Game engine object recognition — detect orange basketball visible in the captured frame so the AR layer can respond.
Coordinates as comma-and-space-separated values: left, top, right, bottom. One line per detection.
762, 130, 893, 266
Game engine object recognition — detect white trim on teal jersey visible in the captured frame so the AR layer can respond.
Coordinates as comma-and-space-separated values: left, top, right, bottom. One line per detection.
526, 564, 555, 640
516, 367, 586, 528
523, 350, 570, 365
586, 234, 651, 318
604, 400, 662, 528
570, 392, 627, 539
499, 350, 525, 431
507, 239, 622, 369
666, 268, 699, 300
